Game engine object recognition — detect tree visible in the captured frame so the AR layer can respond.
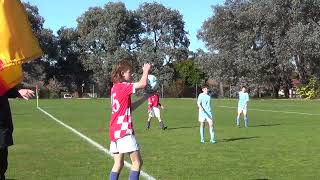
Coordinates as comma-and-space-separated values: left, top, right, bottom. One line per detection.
174, 59, 204, 86
77, 2, 142, 96
198, 0, 320, 98
55, 27, 91, 96
137, 2, 189, 59
77, 2, 190, 95
136, 2, 190, 87
285, 0, 320, 84
22, 3, 58, 89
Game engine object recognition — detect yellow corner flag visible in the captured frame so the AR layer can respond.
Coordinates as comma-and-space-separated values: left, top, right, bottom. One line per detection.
0, 0, 43, 95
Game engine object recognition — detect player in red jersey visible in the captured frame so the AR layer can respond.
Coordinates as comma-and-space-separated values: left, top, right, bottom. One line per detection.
109, 59, 151, 180
146, 93, 167, 130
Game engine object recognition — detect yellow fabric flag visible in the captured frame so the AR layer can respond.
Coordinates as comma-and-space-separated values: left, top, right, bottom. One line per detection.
0, 0, 43, 95
0, 65, 23, 95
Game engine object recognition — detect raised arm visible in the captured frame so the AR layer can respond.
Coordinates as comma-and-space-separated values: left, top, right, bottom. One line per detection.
5, 88, 34, 100
131, 63, 151, 111
133, 63, 151, 90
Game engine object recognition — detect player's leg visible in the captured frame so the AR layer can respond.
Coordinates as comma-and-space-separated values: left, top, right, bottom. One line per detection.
129, 150, 143, 180
114, 135, 141, 179
110, 153, 124, 180
0, 147, 8, 180
199, 120, 205, 143
236, 107, 242, 127
243, 109, 248, 128
154, 108, 167, 130
157, 115, 167, 130
158, 117, 167, 130
208, 119, 215, 144
146, 116, 152, 129
109, 140, 124, 180
146, 108, 155, 129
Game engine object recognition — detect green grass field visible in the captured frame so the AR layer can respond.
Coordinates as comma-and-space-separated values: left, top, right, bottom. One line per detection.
6, 98, 320, 180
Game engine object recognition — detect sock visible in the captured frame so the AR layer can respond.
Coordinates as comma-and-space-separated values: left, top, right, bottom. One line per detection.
210, 127, 215, 142
200, 127, 204, 142
236, 116, 240, 126
244, 117, 248, 127
159, 121, 166, 129
129, 170, 140, 180
146, 121, 150, 129
109, 171, 119, 180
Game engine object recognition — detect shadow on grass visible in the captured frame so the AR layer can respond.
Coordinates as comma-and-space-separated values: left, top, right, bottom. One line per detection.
221, 136, 260, 142
7, 179, 17, 180
166, 125, 198, 130
12, 113, 32, 116
254, 179, 269, 180
250, 123, 281, 127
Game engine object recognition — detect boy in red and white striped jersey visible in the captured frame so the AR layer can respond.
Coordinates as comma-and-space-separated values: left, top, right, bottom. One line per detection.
146, 93, 167, 130
109, 59, 151, 180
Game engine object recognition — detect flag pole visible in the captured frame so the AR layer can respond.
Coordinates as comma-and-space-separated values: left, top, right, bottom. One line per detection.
36, 85, 39, 108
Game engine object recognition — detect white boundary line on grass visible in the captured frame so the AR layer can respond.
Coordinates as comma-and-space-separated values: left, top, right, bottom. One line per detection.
217, 105, 320, 116
37, 107, 156, 180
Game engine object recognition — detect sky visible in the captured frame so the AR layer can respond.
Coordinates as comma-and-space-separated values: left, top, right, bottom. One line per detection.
21, 0, 225, 51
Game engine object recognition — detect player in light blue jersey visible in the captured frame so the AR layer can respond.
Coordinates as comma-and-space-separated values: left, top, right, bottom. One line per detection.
197, 84, 215, 144
236, 86, 249, 128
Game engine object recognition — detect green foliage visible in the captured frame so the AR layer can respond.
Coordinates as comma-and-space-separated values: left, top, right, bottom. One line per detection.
48, 91, 59, 99
76, 2, 189, 94
297, 76, 320, 99
174, 60, 204, 86
198, 0, 320, 97
137, 2, 189, 61
45, 78, 64, 99
37, 87, 50, 98
165, 79, 185, 97
56, 27, 91, 94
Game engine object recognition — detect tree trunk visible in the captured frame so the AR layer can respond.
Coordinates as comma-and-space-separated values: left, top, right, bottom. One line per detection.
219, 82, 224, 97
284, 86, 289, 98
77, 86, 83, 98
258, 87, 262, 98
295, 55, 308, 84
272, 85, 280, 98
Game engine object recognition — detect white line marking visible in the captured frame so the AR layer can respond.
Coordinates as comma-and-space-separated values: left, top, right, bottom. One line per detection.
37, 107, 156, 180
217, 106, 320, 116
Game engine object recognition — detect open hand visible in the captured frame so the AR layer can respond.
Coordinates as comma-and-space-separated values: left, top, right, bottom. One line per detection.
18, 89, 35, 100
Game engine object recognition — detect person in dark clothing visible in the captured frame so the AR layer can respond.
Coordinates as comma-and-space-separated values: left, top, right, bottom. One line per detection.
0, 88, 34, 180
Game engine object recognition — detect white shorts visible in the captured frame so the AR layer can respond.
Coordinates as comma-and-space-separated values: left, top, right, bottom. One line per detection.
149, 107, 160, 118
238, 105, 247, 114
198, 111, 213, 123
110, 134, 140, 154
